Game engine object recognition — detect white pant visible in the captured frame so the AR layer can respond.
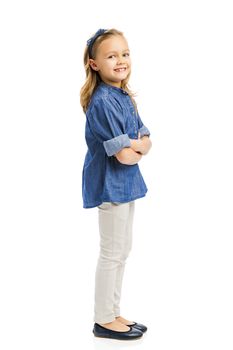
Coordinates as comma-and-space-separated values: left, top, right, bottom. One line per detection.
94, 201, 135, 324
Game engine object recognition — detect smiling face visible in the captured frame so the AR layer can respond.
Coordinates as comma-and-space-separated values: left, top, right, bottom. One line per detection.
89, 34, 131, 88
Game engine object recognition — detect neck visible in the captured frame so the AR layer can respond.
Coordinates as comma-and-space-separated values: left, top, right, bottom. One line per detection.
101, 79, 122, 88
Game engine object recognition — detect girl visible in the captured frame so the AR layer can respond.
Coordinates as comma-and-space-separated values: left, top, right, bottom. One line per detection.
80, 28, 152, 340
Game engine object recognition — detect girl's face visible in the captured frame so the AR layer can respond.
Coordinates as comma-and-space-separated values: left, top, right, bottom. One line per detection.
89, 35, 131, 88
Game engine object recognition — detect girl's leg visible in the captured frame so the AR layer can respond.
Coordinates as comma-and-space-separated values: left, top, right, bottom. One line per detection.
94, 202, 132, 324
114, 201, 135, 317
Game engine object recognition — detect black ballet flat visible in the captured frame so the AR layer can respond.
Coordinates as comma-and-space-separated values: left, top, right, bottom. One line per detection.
127, 322, 147, 333
93, 322, 143, 340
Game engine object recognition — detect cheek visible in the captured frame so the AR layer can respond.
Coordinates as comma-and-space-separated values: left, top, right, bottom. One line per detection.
127, 58, 132, 66
103, 61, 115, 71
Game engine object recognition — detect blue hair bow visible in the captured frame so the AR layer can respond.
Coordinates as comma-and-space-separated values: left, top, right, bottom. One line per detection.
87, 28, 107, 57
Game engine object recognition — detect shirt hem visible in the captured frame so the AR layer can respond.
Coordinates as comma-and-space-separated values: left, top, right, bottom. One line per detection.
83, 191, 148, 209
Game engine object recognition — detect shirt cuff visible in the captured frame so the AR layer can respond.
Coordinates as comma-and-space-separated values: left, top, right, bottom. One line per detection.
139, 125, 150, 138
103, 134, 131, 157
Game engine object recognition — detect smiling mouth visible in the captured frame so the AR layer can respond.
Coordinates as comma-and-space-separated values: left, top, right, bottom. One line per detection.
114, 67, 127, 72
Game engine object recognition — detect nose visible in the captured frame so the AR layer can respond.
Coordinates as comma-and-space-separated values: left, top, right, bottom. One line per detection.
116, 55, 126, 65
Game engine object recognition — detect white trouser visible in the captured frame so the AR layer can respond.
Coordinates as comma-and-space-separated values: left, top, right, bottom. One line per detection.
94, 201, 135, 324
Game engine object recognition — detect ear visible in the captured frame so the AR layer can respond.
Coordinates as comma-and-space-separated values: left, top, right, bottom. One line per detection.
89, 59, 99, 71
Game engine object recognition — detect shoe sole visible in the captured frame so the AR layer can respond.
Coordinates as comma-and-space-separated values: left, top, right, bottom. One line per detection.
93, 334, 143, 341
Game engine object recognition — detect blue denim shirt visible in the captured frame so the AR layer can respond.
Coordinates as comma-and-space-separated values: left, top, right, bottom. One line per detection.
82, 81, 150, 208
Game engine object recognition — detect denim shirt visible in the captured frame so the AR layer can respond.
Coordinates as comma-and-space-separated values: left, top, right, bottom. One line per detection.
82, 81, 150, 208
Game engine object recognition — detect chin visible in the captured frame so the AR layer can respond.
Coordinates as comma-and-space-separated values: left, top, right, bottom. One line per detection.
113, 74, 128, 83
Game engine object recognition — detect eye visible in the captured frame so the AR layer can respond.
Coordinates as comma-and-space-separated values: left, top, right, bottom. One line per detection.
108, 55, 116, 59
123, 52, 130, 57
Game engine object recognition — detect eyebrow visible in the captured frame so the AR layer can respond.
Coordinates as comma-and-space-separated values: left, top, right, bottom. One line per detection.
105, 49, 130, 55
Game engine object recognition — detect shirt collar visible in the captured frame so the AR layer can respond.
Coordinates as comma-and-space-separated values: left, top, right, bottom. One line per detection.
99, 81, 129, 95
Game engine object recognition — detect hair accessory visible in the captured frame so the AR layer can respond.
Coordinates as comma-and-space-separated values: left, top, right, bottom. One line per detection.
87, 28, 108, 58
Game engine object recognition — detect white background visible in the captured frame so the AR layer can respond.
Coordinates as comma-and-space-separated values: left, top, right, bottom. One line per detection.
0, 1, 233, 349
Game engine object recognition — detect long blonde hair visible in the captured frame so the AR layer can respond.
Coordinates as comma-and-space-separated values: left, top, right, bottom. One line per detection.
80, 28, 137, 113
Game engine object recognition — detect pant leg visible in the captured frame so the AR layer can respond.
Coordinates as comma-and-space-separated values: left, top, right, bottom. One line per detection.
113, 201, 135, 317
94, 201, 132, 324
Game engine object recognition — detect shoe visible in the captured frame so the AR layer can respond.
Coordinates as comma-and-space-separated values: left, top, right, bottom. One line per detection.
93, 322, 143, 340
127, 322, 147, 333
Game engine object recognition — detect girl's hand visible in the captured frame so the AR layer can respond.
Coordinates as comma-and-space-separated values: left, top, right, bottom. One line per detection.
130, 134, 152, 155
130, 137, 142, 153
140, 136, 152, 155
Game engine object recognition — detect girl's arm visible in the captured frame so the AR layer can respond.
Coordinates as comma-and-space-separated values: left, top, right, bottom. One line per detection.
115, 134, 152, 165
115, 148, 142, 165
130, 135, 152, 155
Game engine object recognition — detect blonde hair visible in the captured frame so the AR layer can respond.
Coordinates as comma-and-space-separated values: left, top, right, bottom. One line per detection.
80, 28, 137, 113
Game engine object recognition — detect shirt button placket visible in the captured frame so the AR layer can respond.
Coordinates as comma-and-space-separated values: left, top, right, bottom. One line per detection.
133, 115, 137, 135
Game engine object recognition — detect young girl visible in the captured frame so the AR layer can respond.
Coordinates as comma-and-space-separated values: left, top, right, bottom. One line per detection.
80, 28, 152, 340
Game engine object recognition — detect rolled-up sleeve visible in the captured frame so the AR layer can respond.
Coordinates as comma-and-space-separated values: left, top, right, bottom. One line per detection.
103, 134, 131, 156
137, 113, 151, 137
87, 97, 131, 156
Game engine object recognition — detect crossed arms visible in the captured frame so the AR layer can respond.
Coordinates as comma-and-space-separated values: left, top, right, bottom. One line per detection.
115, 135, 152, 165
